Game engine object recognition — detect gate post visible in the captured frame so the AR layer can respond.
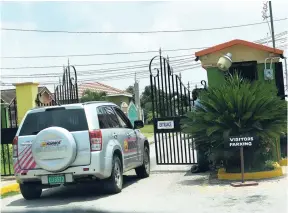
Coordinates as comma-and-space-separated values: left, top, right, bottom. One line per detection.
14, 82, 39, 124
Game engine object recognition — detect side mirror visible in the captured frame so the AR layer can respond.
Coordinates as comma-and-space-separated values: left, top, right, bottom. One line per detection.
134, 120, 144, 129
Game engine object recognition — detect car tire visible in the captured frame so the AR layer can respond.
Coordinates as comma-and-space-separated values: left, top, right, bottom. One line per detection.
106, 155, 123, 194
135, 146, 150, 178
20, 183, 42, 200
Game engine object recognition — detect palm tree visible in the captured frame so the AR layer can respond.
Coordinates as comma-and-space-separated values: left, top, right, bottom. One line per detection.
80, 89, 107, 102
181, 74, 287, 172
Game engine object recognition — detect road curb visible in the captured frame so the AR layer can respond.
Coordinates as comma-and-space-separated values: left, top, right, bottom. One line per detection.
279, 158, 287, 166
1, 183, 20, 196
218, 166, 283, 180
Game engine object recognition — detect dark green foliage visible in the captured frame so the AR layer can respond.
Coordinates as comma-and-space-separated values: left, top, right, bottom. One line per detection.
125, 85, 135, 102
181, 74, 287, 171
80, 89, 107, 102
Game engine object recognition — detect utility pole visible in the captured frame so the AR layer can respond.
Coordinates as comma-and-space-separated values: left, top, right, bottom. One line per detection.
268, 1, 276, 48
284, 57, 288, 93
134, 73, 142, 120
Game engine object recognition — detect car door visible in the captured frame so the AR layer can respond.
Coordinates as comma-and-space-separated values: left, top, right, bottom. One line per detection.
96, 106, 129, 170
113, 107, 141, 169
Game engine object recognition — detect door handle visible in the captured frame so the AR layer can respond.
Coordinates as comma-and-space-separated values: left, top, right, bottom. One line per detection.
127, 133, 131, 138
112, 133, 118, 139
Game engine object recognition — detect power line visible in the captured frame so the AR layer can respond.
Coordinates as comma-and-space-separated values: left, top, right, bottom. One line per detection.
1, 39, 285, 77
254, 31, 287, 43
1, 34, 286, 78
0, 55, 195, 70
1, 61, 201, 78
1, 48, 199, 59
1, 64, 202, 85
2, 30, 286, 62
2, 18, 287, 34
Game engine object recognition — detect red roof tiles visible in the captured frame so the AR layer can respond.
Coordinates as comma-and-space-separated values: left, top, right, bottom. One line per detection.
195, 39, 284, 57
78, 82, 132, 97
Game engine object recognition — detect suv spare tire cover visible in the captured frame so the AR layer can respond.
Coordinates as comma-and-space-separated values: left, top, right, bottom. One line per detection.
32, 127, 77, 172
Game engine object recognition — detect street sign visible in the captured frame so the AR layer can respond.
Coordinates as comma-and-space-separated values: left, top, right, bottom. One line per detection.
228, 136, 256, 148
226, 135, 258, 185
157, 120, 174, 130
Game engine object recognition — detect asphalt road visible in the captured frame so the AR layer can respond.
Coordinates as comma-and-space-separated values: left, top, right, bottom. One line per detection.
1, 143, 287, 213
1, 143, 189, 213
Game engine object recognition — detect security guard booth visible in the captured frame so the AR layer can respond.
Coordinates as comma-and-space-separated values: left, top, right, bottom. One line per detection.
195, 39, 285, 99
194, 39, 286, 165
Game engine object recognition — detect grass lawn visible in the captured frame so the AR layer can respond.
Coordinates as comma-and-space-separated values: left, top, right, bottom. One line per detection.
0, 191, 19, 199
140, 124, 154, 138
1, 163, 14, 176
1, 144, 14, 176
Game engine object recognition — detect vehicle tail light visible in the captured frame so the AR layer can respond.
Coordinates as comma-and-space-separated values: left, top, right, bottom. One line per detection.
89, 130, 102, 151
13, 136, 18, 158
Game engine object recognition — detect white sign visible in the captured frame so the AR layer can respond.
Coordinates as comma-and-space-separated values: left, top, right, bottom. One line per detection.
228, 136, 255, 147
157, 120, 174, 129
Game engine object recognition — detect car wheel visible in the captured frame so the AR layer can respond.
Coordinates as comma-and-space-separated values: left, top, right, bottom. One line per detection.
20, 183, 42, 200
106, 155, 123, 194
135, 146, 150, 178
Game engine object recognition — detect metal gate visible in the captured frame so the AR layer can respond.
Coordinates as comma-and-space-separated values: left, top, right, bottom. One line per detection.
149, 54, 204, 165
36, 64, 79, 106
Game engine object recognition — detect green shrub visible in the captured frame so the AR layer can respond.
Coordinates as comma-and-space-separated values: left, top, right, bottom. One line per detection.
264, 160, 276, 171
181, 74, 287, 172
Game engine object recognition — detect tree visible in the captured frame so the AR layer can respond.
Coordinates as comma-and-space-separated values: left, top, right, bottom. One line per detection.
140, 85, 191, 121
181, 74, 287, 172
80, 89, 107, 102
126, 85, 135, 102
126, 85, 134, 95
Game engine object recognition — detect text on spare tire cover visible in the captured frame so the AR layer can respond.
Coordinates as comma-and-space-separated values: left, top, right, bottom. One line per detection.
36, 140, 67, 153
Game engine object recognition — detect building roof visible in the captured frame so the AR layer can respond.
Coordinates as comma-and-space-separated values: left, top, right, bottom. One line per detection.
195, 39, 284, 58
1, 86, 49, 104
78, 82, 132, 98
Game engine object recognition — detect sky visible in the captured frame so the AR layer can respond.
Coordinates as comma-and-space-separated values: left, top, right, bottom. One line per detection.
1, 1, 287, 93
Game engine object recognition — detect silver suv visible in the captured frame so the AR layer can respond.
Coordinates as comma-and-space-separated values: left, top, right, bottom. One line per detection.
13, 101, 150, 200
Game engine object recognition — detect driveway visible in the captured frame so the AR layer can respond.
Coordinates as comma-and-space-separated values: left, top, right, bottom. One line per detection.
1, 143, 287, 213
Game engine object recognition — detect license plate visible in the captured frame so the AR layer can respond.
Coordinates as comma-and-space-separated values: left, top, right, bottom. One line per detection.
48, 175, 65, 185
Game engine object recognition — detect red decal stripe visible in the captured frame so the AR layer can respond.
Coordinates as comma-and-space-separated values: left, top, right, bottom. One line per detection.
18, 147, 32, 163
19, 150, 32, 166
18, 144, 31, 156
22, 154, 33, 169
30, 161, 37, 169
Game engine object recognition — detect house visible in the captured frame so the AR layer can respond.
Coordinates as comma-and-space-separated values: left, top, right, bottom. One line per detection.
1, 86, 54, 127
78, 82, 133, 106
1, 86, 54, 106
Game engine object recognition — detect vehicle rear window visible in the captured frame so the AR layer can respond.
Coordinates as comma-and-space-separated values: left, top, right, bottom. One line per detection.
19, 108, 88, 136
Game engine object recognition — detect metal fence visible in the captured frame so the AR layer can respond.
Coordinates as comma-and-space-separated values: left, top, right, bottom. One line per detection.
1, 99, 18, 176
